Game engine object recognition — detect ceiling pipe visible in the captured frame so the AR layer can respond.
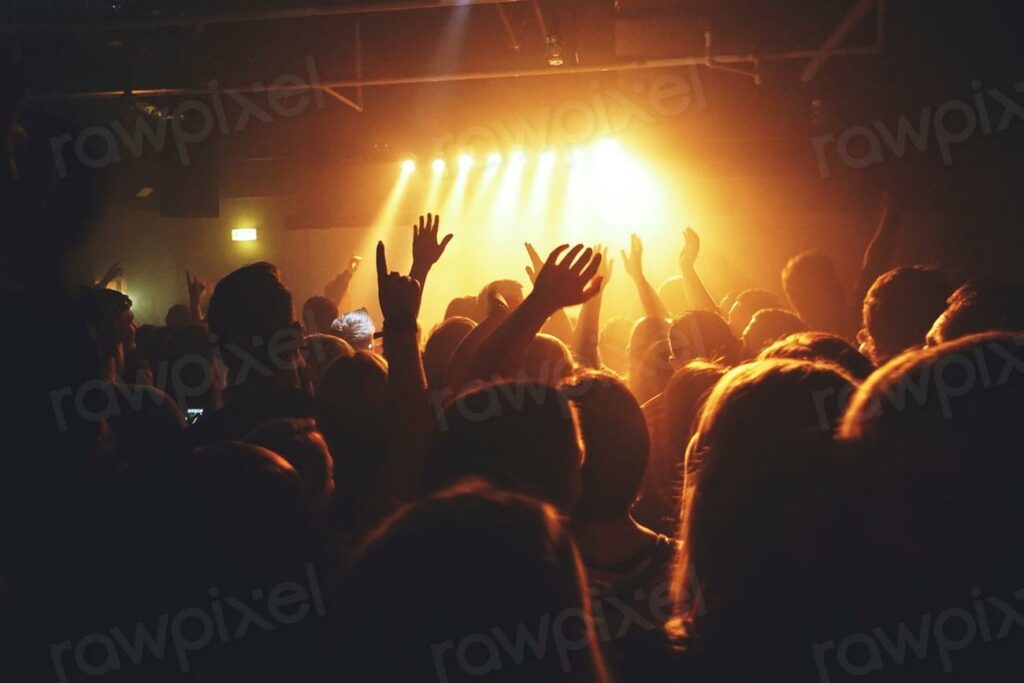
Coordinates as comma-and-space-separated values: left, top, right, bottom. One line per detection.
0, 0, 527, 34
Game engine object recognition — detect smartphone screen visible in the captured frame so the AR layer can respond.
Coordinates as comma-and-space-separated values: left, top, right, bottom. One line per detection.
186, 408, 205, 425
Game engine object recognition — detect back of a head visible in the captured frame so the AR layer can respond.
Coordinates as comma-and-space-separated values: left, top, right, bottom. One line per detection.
424, 316, 476, 391
741, 308, 806, 356
598, 316, 633, 376
478, 279, 524, 316
302, 295, 339, 335
669, 309, 742, 366
314, 351, 389, 528
632, 337, 674, 404
760, 331, 874, 381
207, 262, 295, 375
517, 333, 574, 384
302, 333, 353, 384
330, 307, 375, 351
246, 418, 335, 510
445, 295, 482, 322
927, 277, 1024, 345
424, 380, 583, 510
562, 370, 650, 521
782, 250, 849, 333
336, 482, 608, 683
861, 265, 952, 364
840, 333, 1024, 605
658, 276, 689, 316
628, 316, 669, 363
675, 360, 856, 646
664, 361, 726, 462
164, 303, 190, 328
727, 288, 782, 336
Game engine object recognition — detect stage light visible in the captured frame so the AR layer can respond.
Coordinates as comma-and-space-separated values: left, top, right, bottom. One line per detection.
232, 227, 257, 242
509, 150, 525, 165
486, 153, 502, 167
401, 159, 416, 173
539, 150, 556, 166
432, 158, 446, 172
458, 154, 474, 170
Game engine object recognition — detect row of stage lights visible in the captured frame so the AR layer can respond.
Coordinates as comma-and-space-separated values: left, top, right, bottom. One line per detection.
399, 145, 611, 174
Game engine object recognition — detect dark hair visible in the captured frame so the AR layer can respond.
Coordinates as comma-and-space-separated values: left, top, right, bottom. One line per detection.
423, 316, 476, 391
740, 308, 806, 356
669, 310, 741, 366
301, 295, 340, 335
444, 295, 482, 322
860, 265, 951, 363
246, 418, 335, 510
782, 250, 850, 335
727, 288, 782, 334
673, 360, 856, 654
760, 331, 874, 381
336, 481, 610, 682
424, 381, 583, 510
927, 277, 1024, 345
562, 370, 650, 520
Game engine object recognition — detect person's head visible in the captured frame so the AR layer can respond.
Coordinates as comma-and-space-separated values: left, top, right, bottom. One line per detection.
336, 481, 610, 682
164, 303, 190, 328
669, 310, 742, 368
782, 250, 850, 335
246, 418, 335, 511
760, 331, 874, 382
423, 316, 475, 391
424, 380, 584, 511
330, 307, 375, 351
631, 338, 674, 405
727, 288, 782, 336
741, 308, 806, 356
926, 277, 1024, 345
301, 295, 339, 336
88, 287, 135, 375
859, 265, 952, 364
663, 361, 726, 474
444, 295, 482, 322
658, 276, 689, 316
673, 360, 856, 648
561, 370, 650, 521
301, 333, 353, 386
206, 262, 301, 387
314, 351, 389, 532
627, 316, 669, 366
161, 322, 221, 411
598, 316, 632, 376
517, 333, 574, 384
478, 279, 524, 316
840, 333, 1024, 613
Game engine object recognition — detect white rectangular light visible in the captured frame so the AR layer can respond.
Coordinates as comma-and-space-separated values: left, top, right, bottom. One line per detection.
231, 227, 257, 242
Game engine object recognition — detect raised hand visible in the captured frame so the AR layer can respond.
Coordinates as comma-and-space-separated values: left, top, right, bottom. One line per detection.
594, 243, 613, 286
530, 244, 604, 313
524, 242, 544, 283
377, 241, 422, 326
97, 260, 124, 288
325, 255, 359, 304
620, 233, 645, 280
411, 213, 453, 271
186, 271, 206, 301
678, 227, 700, 270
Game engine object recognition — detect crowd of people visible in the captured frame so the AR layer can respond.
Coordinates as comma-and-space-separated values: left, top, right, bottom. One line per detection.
5, 116, 1024, 681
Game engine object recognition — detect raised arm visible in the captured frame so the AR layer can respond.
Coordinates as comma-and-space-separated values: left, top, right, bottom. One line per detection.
186, 271, 207, 323
678, 227, 719, 313
374, 239, 433, 506
621, 234, 670, 319
525, 241, 575, 344
96, 260, 123, 289
853, 189, 906, 305
462, 244, 603, 383
409, 212, 453, 291
324, 256, 361, 307
574, 245, 612, 369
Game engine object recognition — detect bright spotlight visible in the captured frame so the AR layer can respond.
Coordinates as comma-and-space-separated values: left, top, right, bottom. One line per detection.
509, 150, 525, 165
401, 159, 416, 173
458, 154, 474, 170
231, 227, 258, 242
539, 150, 556, 165
432, 158, 446, 172
486, 153, 502, 167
